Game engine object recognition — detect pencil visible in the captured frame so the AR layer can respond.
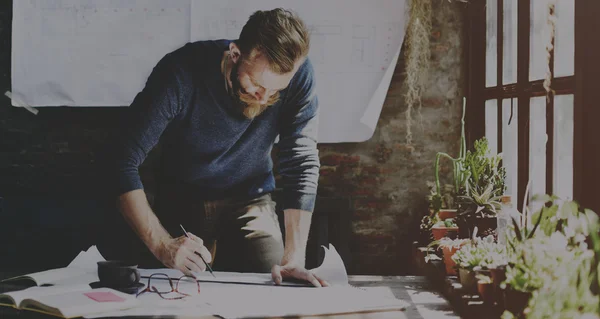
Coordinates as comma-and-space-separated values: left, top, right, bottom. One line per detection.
179, 224, 216, 278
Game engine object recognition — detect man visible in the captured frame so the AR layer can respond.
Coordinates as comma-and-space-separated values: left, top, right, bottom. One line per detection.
104, 8, 327, 287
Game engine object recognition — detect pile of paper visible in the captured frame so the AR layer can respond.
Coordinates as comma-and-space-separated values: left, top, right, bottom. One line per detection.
3, 244, 409, 319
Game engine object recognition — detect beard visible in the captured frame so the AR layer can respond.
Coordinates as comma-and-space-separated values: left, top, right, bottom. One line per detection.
229, 61, 280, 119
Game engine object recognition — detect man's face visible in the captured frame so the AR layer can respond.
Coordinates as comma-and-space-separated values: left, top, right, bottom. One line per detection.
230, 50, 302, 118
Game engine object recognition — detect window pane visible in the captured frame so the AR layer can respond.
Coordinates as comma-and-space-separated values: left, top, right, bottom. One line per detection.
529, 97, 547, 203
530, 0, 552, 81
503, 0, 518, 84
485, 99, 498, 155
486, 0, 498, 87
555, 0, 574, 77
553, 95, 574, 200
502, 99, 518, 198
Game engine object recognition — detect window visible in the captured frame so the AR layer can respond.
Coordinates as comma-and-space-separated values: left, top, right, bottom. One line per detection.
466, 0, 600, 213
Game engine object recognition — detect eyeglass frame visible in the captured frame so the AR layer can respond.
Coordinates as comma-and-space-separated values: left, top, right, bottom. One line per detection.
136, 273, 201, 300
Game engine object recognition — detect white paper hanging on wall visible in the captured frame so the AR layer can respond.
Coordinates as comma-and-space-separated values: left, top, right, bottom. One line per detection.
12, 0, 406, 143
11, 0, 191, 107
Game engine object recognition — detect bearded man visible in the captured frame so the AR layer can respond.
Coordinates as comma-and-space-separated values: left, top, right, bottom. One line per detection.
103, 8, 326, 287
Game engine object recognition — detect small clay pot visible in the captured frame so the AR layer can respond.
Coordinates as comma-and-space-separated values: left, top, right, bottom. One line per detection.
438, 209, 458, 221
441, 245, 460, 276
477, 281, 495, 305
489, 266, 507, 307
431, 226, 459, 241
504, 288, 532, 317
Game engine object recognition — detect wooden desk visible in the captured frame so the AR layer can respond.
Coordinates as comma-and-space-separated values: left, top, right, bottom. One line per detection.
0, 273, 460, 319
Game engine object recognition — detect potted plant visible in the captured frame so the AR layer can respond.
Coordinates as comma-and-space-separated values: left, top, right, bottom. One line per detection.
501, 233, 571, 317
431, 218, 459, 241
522, 252, 599, 319
419, 214, 436, 246
451, 237, 490, 293
427, 182, 458, 220
428, 98, 469, 222
498, 193, 600, 318
476, 274, 494, 305
456, 138, 506, 239
426, 237, 469, 276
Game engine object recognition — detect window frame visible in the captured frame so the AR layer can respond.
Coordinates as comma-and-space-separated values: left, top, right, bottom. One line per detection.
465, 0, 600, 213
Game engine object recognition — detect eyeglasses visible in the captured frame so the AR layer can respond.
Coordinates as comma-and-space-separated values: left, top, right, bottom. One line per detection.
136, 273, 201, 300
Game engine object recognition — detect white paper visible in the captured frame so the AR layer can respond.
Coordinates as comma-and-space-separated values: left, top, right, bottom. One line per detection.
1, 245, 106, 286
138, 269, 305, 286
12, 0, 191, 107
138, 243, 348, 286
201, 283, 408, 319
67, 245, 106, 270
360, 43, 402, 133
12, 0, 406, 143
85, 281, 408, 319
311, 244, 349, 286
86, 244, 406, 318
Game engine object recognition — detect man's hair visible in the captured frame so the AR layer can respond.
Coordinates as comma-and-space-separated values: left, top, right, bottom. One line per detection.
237, 8, 310, 74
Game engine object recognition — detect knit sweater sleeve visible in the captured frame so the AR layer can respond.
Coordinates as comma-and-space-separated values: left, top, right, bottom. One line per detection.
112, 55, 187, 196
277, 58, 320, 212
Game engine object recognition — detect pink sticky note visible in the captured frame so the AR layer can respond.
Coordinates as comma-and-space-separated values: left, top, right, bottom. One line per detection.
84, 291, 126, 302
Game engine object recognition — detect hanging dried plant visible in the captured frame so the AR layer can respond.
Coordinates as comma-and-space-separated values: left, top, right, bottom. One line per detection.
544, 2, 556, 102
404, 0, 432, 145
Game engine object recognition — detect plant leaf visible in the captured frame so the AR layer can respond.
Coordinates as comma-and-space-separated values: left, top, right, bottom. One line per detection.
511, 216, 523, 242
528, 205, 544, 239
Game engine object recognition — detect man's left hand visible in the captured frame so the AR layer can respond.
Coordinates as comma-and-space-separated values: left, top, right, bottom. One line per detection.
271, 262, 330, 287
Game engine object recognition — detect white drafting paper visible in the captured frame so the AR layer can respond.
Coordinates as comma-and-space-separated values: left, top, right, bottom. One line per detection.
137, 269, 307, 286
86, 244, 407, 318
12, 0, 406, 143
86, 280, 408, 319
138, 243, 348, 286
360, 43, 402, 133
190, 0, 406, 142
67, 245, 106, 270
311, 244, 349, 286
11, 0, 191, 107
1, 245, 106, 286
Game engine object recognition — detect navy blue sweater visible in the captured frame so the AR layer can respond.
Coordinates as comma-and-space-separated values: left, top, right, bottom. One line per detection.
113, 40, 320, 212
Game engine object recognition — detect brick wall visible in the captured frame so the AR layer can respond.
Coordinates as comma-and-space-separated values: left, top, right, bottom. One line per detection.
0, 1, 465, 274
315, 2, 465, 275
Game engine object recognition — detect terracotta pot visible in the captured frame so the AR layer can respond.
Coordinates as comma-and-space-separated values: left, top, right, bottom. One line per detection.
477, 281, 494, 305
438, 209, 458, 220
441, 245, 461, 275
489, 266, 507, 307
459, 268, 477, 293
431, 226, 459, 241
504, 288, 532, 317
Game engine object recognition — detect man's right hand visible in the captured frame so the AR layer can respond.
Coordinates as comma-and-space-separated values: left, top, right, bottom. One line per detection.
155, 233, 212, 276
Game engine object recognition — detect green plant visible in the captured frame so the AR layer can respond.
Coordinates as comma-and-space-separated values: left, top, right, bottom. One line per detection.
424, 237, 469, 263
498, 191, 600, 318
432, 98, 469, 211
458, 183, 502, 218
524, 252, 599, 319
449, 234, 507, 271
404, 0, 432, 145
426, 181, 455, 212
463, 138, 506, 197
456, 137, 506, 220
451, 242, 486, 270
434, 218, 457, 228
